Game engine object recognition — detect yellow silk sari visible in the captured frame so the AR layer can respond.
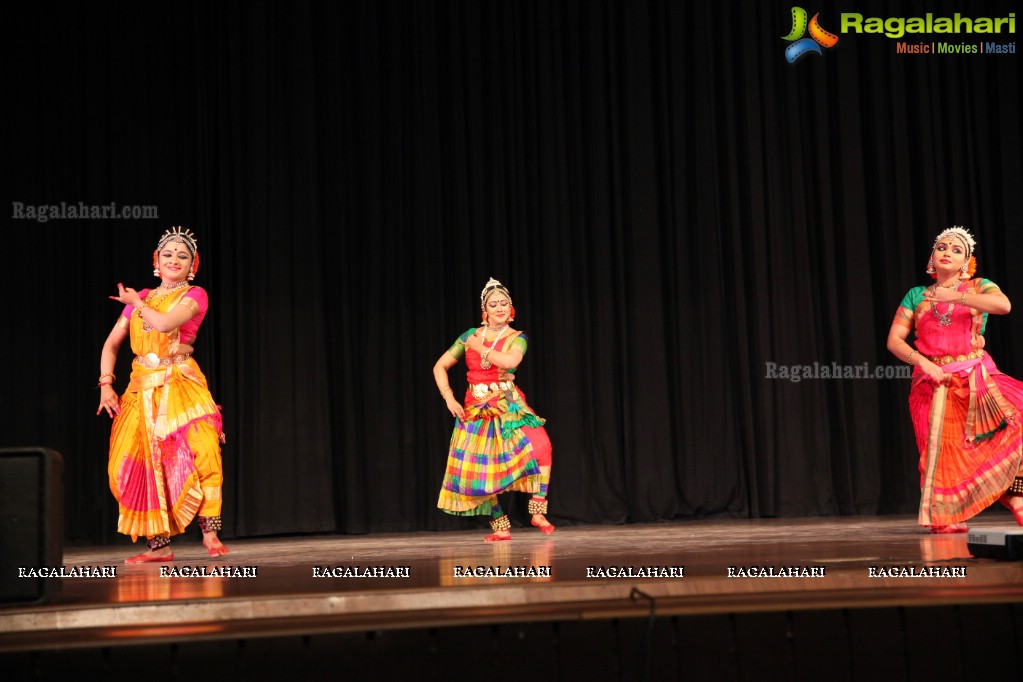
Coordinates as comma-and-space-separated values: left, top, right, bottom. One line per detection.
107, 287, 223, 540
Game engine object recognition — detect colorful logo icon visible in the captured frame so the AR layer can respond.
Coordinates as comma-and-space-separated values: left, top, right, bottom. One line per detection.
782, 7, 839, 63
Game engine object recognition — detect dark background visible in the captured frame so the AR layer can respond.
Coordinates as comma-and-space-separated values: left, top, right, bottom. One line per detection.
4, 0, 1020, 545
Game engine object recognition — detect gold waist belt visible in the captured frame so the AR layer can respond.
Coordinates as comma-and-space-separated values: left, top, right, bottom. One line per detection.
928, 349, 984, 366
470, 380, 515, 400
135, 353, 191, 370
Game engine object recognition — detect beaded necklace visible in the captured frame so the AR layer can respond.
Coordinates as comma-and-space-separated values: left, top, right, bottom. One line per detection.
479, 325, 508, 370
929, 280, 960, 327
139, 281, 191, 331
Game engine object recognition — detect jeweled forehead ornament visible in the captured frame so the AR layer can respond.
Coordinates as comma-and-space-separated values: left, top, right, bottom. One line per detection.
480, 277, 512, 310
932, 226, 975, 259
157, 226, 198, 256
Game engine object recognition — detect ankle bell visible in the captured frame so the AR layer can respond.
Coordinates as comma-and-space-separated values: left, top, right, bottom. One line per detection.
198, 515, 223, 533
489, 514, 511, 532
527, 498, 548, 515
147, 535, 171, 550
1008, 476, 1023, 496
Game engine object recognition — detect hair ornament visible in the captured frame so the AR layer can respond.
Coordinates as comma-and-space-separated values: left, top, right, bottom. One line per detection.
932, 226, 976, 258
157, 226, 198, 256
480, 277, 512, 309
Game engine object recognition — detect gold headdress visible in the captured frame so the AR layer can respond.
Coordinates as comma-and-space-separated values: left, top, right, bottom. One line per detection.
154, 226, 200, 280
480, 277, 512, 309
157, 226, 198, 255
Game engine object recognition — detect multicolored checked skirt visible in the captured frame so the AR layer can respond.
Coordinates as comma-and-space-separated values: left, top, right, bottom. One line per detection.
437, 385, 545, 516
910, 355, 1023, 526
107, 358, 224, 540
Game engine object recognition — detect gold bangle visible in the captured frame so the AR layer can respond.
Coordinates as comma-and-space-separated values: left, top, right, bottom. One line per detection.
439, 386, 453, 398
98, 373, 116, 382
906, 349, 918, 364
961, 292, 967, 305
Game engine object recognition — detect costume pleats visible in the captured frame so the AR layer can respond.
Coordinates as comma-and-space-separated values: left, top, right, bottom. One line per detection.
437, 385, 544, 516
107, 287, 223, 541
911, 358, 1023, 526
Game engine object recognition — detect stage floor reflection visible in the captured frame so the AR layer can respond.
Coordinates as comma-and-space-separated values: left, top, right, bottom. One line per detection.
3, 513, 1022, 651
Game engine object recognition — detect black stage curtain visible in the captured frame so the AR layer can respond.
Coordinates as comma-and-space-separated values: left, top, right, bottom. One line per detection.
5, 0, 1020, 543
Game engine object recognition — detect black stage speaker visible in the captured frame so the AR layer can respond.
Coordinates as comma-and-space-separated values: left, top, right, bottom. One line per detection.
967, 528, 1023, 561
0, 447, 63, 605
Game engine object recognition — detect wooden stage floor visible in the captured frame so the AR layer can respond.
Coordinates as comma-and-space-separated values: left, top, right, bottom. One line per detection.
3, 513, 1023, 652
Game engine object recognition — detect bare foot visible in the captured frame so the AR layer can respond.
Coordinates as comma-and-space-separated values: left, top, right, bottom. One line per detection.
999, 495, 1023, 525
484, 531, 511, 542
125, 547, 174, 564
530, 513, 555, 535
202, 532, 230, 557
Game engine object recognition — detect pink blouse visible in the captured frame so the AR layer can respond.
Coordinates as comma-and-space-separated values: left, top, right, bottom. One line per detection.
121, 287, 209, 344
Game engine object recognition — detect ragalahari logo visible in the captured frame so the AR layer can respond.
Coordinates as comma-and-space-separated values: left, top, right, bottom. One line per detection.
782, 7, 839, 63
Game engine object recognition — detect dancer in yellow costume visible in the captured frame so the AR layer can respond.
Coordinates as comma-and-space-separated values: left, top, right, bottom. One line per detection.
98, 227, 228, 563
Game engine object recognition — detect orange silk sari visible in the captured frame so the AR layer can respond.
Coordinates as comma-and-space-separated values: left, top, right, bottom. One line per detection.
107, 287, 223, 540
